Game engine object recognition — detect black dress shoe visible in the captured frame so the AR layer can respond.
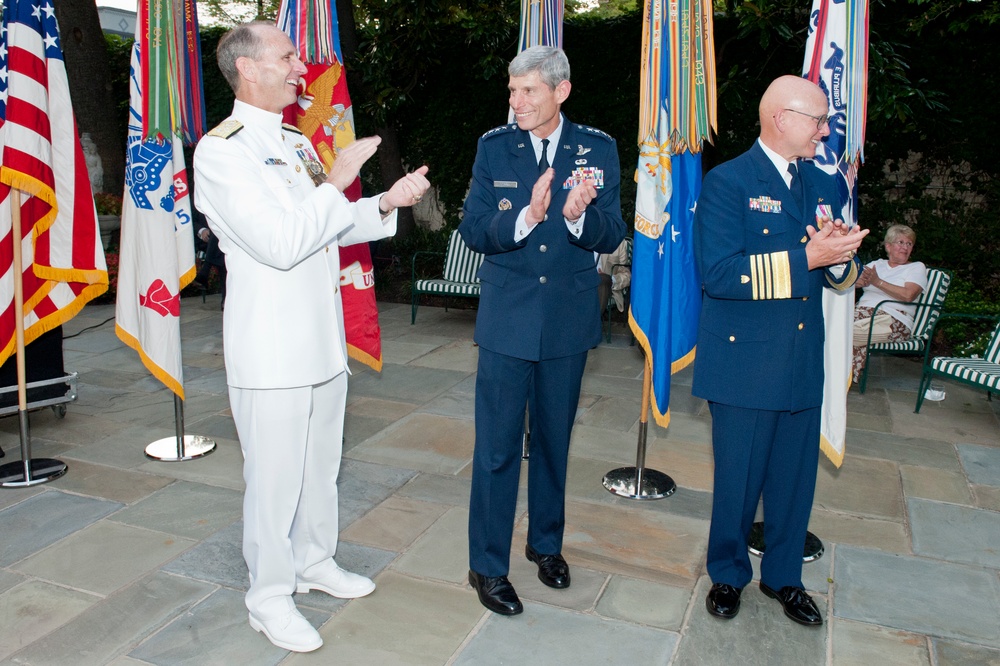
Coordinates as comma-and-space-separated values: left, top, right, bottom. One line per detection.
468, 570, 523, 616
706, 583, 742, 619
759, 582, 823, 627
525, 544, 570, 589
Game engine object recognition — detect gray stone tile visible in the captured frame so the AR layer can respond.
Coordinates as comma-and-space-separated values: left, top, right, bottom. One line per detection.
831, 618, 932, 665
577, 396, 641, 432
346, 363, 467, 403
408, 339, 478, 373
339, 495, 449, 552
393, 506, 468, 584
298, 571, 481, 665
675, 576, 827, 665
842, 429, 962, 471
908, 498, 1000, 568
0, 484, 43, 512
2, 572, 214, 665
12, 521, 196, 596
933, 638, 1000, 665
129, 587, 327, 665
815, 454, 904, 520
455, 600, 677, 665
110, 480, 243, 539
596, 575, 691, 631
394, 472, 471, 507
958, 443, 1000, 487
0, 490, 122, 567
46, 459, 174, 505
0, 580, 99, 661
346, 412, 474, 475
834, 545, 1000, 647
162, 521, 248, 590
584, 344, 645, 379
0, 569, 26, 595
338, 458, 417, 528
900, 464, 974, 505
415, 388, 476, 419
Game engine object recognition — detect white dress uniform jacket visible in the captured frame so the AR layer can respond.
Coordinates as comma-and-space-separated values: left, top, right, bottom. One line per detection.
194, 100, 396, 389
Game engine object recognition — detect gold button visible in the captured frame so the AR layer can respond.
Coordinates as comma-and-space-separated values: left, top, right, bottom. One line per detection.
295, 165, 301, 173
798, 323, 804, 330
802, 297, 808, 301
762, 228, 769, 235
800, 236, 807, 243
729, 335, 736, 342
325, 247, 329, 253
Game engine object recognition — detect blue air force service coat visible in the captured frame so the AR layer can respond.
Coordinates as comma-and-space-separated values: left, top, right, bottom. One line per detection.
692, 142, 858, 413
459, 119, 627, 361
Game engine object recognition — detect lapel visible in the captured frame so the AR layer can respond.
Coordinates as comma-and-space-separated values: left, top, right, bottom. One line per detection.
509, 128, 542, 192
551, 120, 577, 183
749, 142, 804, 223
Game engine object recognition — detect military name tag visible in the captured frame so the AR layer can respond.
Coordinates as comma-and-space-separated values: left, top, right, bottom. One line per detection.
494, 180, 518, 188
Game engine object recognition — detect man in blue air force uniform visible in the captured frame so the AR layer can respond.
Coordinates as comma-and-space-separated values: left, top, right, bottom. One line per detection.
459, 46, 627, 615
693, 75, 867, 627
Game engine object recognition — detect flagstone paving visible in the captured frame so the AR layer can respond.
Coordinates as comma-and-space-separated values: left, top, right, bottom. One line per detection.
0, 298, 997, 665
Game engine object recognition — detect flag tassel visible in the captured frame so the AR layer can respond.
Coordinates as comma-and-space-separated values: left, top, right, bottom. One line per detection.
601, 352, 677, 500
0, 189, 68, 488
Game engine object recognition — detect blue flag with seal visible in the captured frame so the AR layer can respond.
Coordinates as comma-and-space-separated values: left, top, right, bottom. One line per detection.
628, 0, 715, 427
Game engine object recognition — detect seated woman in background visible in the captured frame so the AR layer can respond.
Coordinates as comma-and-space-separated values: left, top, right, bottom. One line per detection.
852, 224, 928, 383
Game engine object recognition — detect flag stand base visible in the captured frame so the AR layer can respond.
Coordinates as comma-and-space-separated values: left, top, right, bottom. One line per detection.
603, 465, 675, 500
747, 521, 825, 562
144, 395, 216, 461
1, 411, 67, 487
145, 434, 216, 462
0, 458, 68, 487
603, 358, 675, 500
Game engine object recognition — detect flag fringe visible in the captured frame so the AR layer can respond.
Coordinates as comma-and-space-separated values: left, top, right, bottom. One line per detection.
347, 343, 382, 373
115, 321, 186, 398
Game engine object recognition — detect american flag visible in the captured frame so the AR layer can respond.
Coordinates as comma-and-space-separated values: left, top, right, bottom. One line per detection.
0, 0, 108, 367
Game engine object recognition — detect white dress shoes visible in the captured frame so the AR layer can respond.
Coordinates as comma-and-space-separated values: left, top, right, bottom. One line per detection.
296, 566, 376, 599
248, 608, 322, 652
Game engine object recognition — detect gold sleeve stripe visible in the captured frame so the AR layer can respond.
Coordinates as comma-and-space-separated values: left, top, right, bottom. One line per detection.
749, 251, 791, 300
750, 254, 761, 300
772, 251, 791, 299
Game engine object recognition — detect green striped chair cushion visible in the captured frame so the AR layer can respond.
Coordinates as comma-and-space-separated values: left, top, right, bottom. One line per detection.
929, 358, 1000, 390
442, 231, 485, 284
413, 279, 481, 296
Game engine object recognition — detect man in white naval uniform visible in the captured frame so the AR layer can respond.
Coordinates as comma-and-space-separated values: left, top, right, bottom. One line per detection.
194, 22, 430, 653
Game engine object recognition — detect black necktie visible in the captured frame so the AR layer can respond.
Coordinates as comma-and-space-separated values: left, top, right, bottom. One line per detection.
539, 138, 550, 173
787, 161, 804, 207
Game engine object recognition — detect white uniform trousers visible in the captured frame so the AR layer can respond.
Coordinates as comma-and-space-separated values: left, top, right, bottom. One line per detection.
229, 372, 347, 617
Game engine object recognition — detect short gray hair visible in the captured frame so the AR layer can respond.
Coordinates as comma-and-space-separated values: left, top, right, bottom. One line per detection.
509, 46, 570, 90
216, 21, 272, 94
884, 224, 916, 245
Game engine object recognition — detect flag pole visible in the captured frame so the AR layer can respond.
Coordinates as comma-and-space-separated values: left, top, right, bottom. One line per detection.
0, 189, 69, 488
603, 350, 675, 499
144, 394, 216, 461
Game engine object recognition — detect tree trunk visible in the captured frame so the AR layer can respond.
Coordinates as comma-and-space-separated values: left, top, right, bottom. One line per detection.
335, 0, 415, 239
375, 124, 414, 238
55, 1, 125, 197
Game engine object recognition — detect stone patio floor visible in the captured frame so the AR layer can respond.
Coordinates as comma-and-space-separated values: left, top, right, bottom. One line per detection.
1, 296, 998, 665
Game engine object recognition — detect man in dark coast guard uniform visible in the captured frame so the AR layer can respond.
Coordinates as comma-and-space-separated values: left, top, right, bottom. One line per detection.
459, 46, 627, 616
693, 75, 867, 627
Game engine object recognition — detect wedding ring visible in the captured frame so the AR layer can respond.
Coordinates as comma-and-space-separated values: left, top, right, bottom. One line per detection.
413, 195, 422, 203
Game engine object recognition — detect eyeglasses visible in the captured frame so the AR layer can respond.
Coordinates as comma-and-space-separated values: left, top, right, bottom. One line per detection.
889, 240, 914, 248
783, 108, 830, 130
